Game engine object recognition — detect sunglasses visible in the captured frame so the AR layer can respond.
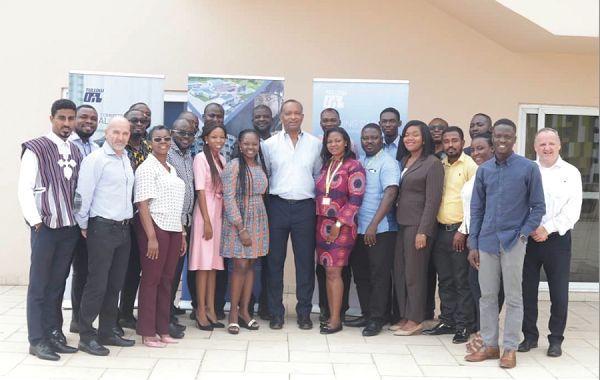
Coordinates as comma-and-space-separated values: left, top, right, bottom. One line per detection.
128, 117, 149, 124
152, 136, 172, 143
174, 130, 196, 137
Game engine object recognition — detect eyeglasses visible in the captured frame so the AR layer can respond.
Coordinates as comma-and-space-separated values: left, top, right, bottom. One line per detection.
174, 130, 196, 137
128, 117, 149, 124
152, 137, 172, 143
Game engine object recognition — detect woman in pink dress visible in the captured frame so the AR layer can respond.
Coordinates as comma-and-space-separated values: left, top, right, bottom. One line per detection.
189, 122, 227, 331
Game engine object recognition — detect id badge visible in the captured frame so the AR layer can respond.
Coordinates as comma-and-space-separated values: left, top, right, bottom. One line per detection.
322, 197, 331, 206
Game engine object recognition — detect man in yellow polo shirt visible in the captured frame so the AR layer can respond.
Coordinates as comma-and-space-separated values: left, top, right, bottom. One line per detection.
423, 126, 477, 344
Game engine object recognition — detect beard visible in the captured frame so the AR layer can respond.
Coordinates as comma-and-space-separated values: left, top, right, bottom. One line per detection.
76, 129, 95, 139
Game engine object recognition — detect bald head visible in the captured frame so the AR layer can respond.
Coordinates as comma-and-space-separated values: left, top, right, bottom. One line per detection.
105, 116, 131, 155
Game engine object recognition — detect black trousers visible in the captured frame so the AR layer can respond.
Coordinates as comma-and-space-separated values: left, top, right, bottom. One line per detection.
188, 270, 197, 309
79, 219, 131, 340
469, 264, 505, 331
170, 225, 190, 319
70, 234, 88, 323
267, 196, 316, 319
119, 215, 141, 319
27, 224, 79, 345
431, 227, 474, 329
522, 232, 572, 344
215, 258, 229, 315
350, 231, 396, 323
316, 264, 351, 317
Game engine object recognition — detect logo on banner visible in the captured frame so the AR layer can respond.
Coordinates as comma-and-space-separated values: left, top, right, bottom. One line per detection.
323, 90, 347, 109
83, 88, 104, 103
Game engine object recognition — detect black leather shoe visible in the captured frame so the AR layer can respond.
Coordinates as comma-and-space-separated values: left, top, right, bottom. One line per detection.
362, 321, 382, 337
171, 321, 187, 332
258, 309, 272, 321
297, 315, 313, 330
320, 324, 342, 334
169, 323, 185, 339
422, 322, 455, 335
29, 342, 60, 361
319, 309, 330, 323
78, 339, 110, 356
547, 342, 562, 357
517, 338, 538, 352
208, 318, 225, 328
49, 338, 78, 353
69, 320, 79, 334
173, 306, 186, 315
118, 316, 137, 330
113, 326, 125, 337
98, 335, 135, 347
452, 328, 470, 344
269, 316, 284, 330
48, 329, 67, 344
344, 315, 368, 328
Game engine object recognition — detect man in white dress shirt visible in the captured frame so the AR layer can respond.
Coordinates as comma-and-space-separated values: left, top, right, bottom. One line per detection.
263, 99, 322, 330
518, 128, 582, 358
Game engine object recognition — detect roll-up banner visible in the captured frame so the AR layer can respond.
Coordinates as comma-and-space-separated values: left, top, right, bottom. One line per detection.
69, 70, 165, 140
312, 78, 410, 157
187, 74, 285, 137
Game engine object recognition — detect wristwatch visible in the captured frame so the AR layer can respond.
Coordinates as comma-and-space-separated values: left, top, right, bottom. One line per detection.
335, 220, 343, 228
519, 234, 527, 243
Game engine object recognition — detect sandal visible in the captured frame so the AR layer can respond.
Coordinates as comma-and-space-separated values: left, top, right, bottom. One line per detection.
160, 335, 179, 344
238, 317, 259, 330
142, 337, 167, 348
227, 323, 240, 335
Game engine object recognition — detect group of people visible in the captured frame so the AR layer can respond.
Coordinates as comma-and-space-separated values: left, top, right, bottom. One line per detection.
19, 97, 582, 370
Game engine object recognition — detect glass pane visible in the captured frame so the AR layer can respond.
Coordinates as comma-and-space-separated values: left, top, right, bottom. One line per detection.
524, 113, 538, 160
544, 114, 599, 282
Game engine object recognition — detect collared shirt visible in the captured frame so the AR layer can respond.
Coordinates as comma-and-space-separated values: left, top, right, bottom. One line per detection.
74, 143, 134, 229
68, 132, 100, 157
383, 135, 401, 158
469, 153, 545, 254
192, 132, 238, 162
537, 157, 582, 235
438, 153, 478, 225
263, 130, 322, 200
18, 132, 76, 226
357, 149, 400, 234
125, 138, 152, 171
134, 154, 185, 232
458, 176, 475, 235
167, 142, 195, 226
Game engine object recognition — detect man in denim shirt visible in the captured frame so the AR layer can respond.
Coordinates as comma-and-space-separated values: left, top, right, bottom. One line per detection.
465, 119, 545, 369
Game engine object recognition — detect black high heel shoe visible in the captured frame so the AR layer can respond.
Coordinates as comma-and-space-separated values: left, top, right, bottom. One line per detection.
195, 320, 214, 331
207, 317, 225, 328
320, 323, 343, 335
238, 316, 259, 330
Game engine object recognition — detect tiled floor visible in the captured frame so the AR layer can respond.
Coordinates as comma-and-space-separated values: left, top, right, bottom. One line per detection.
0, 285, 597, 380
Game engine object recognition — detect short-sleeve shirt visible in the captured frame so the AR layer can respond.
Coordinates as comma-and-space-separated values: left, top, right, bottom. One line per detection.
134, 154, 185, 232
357, 150, 400, 234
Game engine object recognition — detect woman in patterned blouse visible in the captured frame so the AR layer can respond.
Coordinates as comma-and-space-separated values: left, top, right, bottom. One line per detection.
315, 127, 366, 334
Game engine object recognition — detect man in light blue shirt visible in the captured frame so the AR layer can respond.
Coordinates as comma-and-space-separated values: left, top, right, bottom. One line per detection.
67, 104, 100, 335
263, 99, 321, 330
350, 123, 400, 336
75, 117, 135, 356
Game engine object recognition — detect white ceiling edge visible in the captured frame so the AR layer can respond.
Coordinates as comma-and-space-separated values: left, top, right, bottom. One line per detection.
496, 0, 599, 37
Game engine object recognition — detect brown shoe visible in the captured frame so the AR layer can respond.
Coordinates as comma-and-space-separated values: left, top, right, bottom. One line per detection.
464, 346, 500, 362
499, 349, 516, 369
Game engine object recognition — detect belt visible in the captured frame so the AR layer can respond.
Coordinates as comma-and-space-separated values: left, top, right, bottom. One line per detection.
438, 222, 461, 231
271, 195, 311, 204
92, 216, 131, 226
